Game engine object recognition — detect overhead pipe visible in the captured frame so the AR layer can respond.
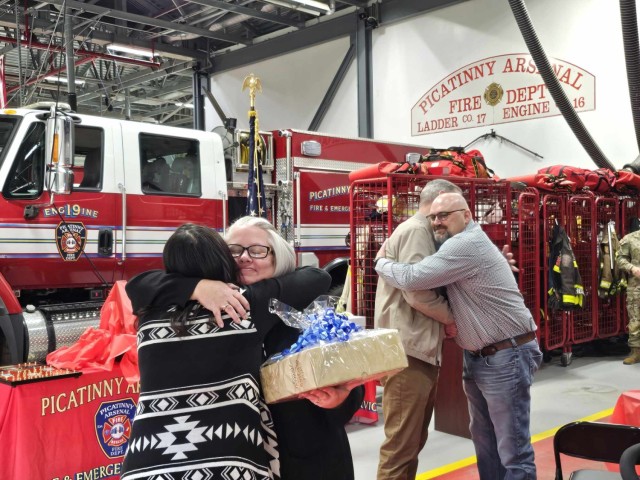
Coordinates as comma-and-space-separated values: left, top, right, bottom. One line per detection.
507, 0, 616, 171
64, 8, 77, 111
14, 3, 23, 106
192, 64, 206, 131
0, 35, 161, 69
619, 0, 640, 173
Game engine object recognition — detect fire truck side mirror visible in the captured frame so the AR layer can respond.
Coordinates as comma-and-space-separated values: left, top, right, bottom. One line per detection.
45, 109, 75, 195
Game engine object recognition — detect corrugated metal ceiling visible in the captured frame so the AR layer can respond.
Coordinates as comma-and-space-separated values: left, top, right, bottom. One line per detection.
0, 0, 457, 126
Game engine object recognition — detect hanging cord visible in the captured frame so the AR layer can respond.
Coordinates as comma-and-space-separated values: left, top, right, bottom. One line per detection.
464, 129, 544, 159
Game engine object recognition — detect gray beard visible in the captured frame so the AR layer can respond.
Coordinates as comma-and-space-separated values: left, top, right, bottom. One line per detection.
434, 230, 451, 247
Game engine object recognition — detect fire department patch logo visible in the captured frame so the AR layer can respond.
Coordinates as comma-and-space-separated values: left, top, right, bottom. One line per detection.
95, 399, 136, 458
483, 82, 504, 107
55, 221, 86, 261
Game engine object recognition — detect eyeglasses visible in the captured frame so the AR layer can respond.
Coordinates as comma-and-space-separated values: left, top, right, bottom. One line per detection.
426, 209, 466, 222
228, 244, 272, 259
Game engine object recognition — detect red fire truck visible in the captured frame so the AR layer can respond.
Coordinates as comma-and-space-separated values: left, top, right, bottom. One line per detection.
0, 103, 424, 365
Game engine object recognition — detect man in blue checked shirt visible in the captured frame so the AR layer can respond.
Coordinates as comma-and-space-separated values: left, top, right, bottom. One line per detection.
375, 192, 542, 480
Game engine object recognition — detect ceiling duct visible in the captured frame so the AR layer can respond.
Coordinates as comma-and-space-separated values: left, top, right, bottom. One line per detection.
163, 3, 280, 43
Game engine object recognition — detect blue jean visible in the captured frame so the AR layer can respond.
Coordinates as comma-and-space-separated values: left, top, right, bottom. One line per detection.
462, 339, 543, 480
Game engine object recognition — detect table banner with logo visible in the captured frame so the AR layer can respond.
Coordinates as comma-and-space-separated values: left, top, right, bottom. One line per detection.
0, 365, 138, 480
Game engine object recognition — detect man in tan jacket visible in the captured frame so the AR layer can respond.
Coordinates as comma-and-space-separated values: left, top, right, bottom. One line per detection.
374, 179, 460, 480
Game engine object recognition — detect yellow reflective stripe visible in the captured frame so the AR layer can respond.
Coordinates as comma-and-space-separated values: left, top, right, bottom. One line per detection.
562, 294, 583, 305
600, 280, 611, 288
553, 265, 561, 273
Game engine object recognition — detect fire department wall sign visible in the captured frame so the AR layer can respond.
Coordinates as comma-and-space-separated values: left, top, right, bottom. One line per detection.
56, 221, 87, 261
411, 53, 595, 135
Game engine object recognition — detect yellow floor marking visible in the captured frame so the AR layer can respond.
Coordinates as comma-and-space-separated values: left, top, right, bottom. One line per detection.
415, 408, 614, 480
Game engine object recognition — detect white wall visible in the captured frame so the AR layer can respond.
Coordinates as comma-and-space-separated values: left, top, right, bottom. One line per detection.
205, 36, 356, 135
207, 0, 639, 177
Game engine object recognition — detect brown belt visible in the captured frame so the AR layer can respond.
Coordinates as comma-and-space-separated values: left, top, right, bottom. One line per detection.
470, 331, 537, 357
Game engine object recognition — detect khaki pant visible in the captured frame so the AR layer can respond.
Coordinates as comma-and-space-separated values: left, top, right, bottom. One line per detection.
377, 355, 440, 480
627, 287, 640, 348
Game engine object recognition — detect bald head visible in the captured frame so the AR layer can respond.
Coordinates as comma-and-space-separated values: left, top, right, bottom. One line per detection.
431, 192, 469, 212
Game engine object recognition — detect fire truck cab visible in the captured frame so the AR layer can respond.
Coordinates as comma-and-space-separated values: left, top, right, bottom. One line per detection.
0, 104, 227, 365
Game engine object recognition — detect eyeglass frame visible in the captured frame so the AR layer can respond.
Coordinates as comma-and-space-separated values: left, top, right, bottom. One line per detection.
227, 244, 273, 259
426, 208, 467, 222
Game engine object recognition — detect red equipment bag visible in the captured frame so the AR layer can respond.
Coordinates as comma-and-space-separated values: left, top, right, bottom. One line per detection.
420, 148, 494, 178
348, 161, 414, 183
537, 165, 589, 191
510, 167, 616, 193
613, 170, 640, 192
506, 174, 539, 187
584, 168, 616, 193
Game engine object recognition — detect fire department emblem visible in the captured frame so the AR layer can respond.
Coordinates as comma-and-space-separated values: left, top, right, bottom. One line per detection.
55, 221, 86, 261
483, 82, 504, 106
95, 399, 136, 458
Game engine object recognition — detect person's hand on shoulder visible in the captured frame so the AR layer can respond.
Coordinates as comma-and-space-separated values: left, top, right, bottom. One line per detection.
502, 244, 519, 272
374, 240, 387, 265
192, 280, 250, 327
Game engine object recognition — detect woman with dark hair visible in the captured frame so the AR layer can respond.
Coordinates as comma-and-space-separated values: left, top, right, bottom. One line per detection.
126, 217, 363, 480
121, 224, 281, 480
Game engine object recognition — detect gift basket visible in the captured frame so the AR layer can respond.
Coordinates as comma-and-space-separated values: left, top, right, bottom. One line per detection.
260, 296, 408, 403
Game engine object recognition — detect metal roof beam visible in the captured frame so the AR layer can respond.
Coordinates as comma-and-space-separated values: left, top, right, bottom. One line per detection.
379, 0, 468, 24
187, 0, 303, 28
337, 0, 367, 6
211, 12, 356, 73
0, 12, 207, 62
210, 0, 464, 74
44, 0, 251, 46
77, 60, 193, 103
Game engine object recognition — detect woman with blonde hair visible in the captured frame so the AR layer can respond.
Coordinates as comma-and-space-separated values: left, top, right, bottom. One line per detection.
121, 223, 280, 480
126, 216, 363, 480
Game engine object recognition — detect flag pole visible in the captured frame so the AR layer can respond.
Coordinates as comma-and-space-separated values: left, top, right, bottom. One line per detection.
242, 73, 267, 218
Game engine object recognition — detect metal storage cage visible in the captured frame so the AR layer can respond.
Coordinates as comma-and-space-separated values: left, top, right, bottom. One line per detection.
350, 172, 631, 367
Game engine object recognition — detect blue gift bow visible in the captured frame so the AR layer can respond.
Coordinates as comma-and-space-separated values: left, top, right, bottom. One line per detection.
270, 308, 362, 360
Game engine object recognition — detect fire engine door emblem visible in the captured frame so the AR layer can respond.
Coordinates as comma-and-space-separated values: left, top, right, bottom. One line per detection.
95, 399, 136, 458
55, 221, 87, 261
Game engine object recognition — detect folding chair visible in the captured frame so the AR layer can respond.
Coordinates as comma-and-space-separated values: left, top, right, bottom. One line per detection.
554, 421, 640, 480
621, 443, 640, 480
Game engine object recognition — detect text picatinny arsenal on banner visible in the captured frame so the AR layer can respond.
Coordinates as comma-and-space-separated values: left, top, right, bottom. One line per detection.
411, 53, 595, 135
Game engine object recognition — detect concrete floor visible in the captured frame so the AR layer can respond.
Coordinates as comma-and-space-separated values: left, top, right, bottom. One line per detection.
347, 348, 636, 479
